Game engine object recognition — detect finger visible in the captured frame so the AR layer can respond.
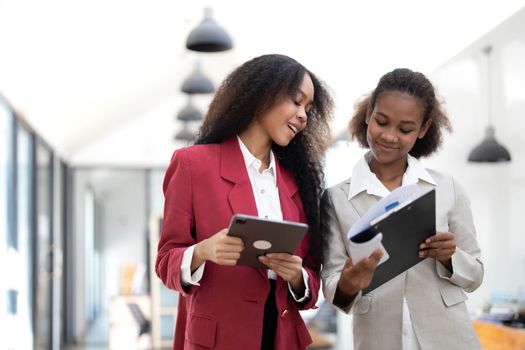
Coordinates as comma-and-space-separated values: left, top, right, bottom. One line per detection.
224, 236, 245, 245
216, 252, 241, 260
217, 258, 240, 266
425, 232, 454, 244
368, 249, 383, 265
420, 248, 455, 258
264, 253, 302, 264
421, 240, 455, 250
260, 255, 299, 268
218, 244, 245, 253
265, 259, 302, 272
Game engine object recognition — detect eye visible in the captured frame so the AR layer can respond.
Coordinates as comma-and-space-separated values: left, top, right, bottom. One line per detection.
400, 128, 414, 134
375, 120, 387, 126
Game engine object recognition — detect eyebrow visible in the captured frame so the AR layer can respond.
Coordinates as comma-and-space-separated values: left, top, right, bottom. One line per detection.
375, 111, 418, 125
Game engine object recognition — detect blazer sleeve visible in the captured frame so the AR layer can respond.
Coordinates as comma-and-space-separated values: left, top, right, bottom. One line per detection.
155, 148, 197, 295
436, 177, 484, 293
320, 189, 356, 314
292, 233, 321, 310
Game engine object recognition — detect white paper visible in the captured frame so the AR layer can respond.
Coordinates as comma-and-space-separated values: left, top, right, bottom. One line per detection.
347, 183, 429, 264
348, 233, 390, 265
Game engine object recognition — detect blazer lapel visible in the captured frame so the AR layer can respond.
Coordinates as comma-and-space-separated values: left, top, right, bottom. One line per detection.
220, 138, 258, 217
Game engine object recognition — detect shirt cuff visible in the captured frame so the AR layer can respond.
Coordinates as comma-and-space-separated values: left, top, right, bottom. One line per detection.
181, 245, 206, 286
288, 267, 310, 302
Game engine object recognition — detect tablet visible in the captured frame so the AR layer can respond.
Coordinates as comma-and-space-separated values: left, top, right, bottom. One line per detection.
227, 214, 309, 268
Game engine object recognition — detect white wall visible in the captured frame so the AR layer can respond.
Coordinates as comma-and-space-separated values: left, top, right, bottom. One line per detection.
427, 7, 525, 309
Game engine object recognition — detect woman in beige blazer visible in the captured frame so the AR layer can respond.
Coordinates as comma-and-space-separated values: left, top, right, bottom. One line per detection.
321, 68, 483, 350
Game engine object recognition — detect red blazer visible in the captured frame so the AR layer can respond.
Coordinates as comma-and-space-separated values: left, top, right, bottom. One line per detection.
156, 137, 320, 349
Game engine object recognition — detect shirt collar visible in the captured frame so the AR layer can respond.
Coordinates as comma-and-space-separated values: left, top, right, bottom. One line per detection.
237, 135, 277, 180
348, 151, 436, 200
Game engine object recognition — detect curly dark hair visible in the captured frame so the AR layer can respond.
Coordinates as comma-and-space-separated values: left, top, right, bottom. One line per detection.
349, 68, 452, 158
195, 54, 334, 266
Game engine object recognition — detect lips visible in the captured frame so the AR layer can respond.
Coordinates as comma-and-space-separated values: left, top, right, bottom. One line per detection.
376, 142, 397, 151
287, 123, 298, 134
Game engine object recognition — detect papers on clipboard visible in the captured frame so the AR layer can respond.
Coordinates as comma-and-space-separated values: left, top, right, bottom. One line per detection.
347, 183, 436, 293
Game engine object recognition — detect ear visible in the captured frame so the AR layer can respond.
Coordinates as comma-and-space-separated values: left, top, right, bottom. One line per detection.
418, 119, 432, 139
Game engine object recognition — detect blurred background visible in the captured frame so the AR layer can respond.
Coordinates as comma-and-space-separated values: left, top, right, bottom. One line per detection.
1, 0, 524, 349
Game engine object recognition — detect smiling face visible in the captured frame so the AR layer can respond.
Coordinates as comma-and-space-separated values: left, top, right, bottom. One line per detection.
256, 72, 314, 147
366, 90, 431, 167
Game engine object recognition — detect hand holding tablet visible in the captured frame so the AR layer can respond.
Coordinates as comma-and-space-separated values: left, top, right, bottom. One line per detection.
227, 214, 308, 268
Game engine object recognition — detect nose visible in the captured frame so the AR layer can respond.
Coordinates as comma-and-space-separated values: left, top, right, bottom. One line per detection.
297, 106, 308, 124
381, 128, 398, 143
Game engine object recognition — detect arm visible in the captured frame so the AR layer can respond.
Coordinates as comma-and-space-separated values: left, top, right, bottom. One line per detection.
421, 178, 484, 292
321, 190, 382, 312
259, 234, 320, 310
155, 149, 197, 294
320, 190, 357, 313
156, 150, 245, 294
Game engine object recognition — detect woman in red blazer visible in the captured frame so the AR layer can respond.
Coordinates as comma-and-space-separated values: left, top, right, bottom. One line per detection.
156, 54, 333, 350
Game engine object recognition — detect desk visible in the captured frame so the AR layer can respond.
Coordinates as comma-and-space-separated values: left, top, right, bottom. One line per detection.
473, 320, 525, 350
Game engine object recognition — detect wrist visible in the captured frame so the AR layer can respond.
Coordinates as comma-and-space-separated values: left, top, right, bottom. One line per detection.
194, 240, 208, 264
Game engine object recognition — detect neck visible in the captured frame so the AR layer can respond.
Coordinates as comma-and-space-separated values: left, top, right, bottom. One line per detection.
238, 131, 272, 169
369, 157, 408, 190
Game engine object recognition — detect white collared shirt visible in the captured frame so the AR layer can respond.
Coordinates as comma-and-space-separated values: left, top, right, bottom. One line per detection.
349, 152, 437, 350
180, 136, 309, 301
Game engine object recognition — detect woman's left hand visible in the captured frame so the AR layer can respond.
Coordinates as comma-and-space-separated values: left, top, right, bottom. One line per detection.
419, 231, 456, 271
259, 253, 304, 291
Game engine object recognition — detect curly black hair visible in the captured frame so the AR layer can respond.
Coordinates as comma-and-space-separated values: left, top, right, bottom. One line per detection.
196, 54, 334, 266
349, 68, 452, 158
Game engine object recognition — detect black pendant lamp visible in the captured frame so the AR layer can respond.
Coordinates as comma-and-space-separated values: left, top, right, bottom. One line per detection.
186, 7, 233, 52
181, 63, 215, 94
176, 97, 203, 122
468, 46, 511, 163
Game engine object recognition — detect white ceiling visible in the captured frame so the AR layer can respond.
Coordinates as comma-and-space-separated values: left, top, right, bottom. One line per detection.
1, 0, 523, 167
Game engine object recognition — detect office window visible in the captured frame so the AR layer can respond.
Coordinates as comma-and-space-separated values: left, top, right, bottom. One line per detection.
16, 126, 34, 349
0, 98, 12, 348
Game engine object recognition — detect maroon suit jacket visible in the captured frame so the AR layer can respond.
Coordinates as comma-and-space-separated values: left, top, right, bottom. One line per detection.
155, 137, 320, 349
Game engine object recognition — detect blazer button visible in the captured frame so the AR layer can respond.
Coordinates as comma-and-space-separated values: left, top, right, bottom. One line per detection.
280, 309, 288, 318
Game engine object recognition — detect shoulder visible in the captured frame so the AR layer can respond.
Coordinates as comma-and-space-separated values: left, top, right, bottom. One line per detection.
324, 177, 351, 201
169, 143, 221, 165
426, 168, 464, 191
426, 168, 470, 205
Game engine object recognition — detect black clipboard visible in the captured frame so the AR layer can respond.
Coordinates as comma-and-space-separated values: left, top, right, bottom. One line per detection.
361, 189, 436, 294
227, 214, 308, 268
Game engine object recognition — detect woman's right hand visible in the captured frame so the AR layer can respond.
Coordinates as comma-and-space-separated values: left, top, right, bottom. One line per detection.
193, 229, 245, 268
334, 249, 383, 307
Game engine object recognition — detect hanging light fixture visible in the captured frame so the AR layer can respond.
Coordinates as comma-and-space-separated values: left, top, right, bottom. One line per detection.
186, 7, 233, 52
176, 97, 203, 122
181, 62, 215, 94
468, 46, 511, 163
174, 122, 197, 142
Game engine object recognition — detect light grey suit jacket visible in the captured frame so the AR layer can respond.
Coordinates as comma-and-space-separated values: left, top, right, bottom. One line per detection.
321, 170, 483, 350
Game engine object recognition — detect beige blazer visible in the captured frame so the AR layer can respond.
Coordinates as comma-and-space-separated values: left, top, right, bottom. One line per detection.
321, 170, 483, 350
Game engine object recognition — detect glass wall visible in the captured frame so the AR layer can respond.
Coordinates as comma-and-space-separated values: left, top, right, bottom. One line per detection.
35, 142, 53, 350
16, 124, 34, 349
0, 98, 11, 347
